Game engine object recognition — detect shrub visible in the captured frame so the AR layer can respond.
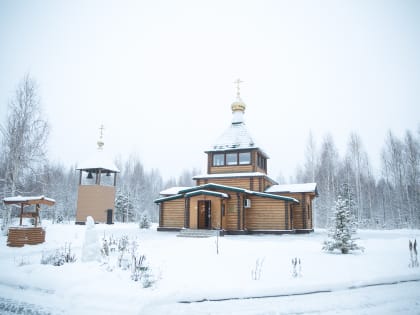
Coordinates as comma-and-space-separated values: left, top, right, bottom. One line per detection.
41, 243, 76, 266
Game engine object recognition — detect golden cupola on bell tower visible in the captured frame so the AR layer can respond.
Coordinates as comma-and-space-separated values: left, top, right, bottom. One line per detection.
231, 78, 246, 124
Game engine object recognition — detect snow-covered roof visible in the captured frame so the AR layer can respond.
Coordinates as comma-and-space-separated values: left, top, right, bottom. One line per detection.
185, 190, 229, 199
265, 183, 318, 195
193, 172, 276, 182
173, 183, 299, 203
3, 195, 56, 206
160, 186, 192, 196
209, 122, 257, 152
77, 150, 120, 173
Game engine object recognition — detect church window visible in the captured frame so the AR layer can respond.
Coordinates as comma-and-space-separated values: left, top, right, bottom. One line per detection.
257, 153, 266, 170
213, 154, 225, 166
239, 152, 251, 165
226, 153, 238, 165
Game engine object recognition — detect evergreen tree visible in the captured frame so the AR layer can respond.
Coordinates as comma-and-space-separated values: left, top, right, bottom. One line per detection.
139, 212, 151, 229
323, 183, 364, 254
115, 190, 135, 222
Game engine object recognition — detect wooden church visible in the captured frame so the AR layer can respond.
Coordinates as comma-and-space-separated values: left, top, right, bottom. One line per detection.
155, 81, 317, 234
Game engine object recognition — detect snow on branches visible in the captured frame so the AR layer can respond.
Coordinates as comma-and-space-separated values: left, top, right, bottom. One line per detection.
323, 183, 364, 254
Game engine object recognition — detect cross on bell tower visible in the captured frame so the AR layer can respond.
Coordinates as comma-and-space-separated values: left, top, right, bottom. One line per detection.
75, 125, 120, 225
97, 124, 105, 151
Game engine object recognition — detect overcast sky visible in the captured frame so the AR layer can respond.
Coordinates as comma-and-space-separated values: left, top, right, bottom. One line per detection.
1, 0, 419, 181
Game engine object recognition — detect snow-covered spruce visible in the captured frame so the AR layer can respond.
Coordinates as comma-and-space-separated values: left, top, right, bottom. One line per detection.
323, 183, 364, 254
139, 212, 151, 229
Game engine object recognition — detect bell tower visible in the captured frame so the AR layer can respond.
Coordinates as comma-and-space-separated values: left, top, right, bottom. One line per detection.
75, 125, 120, 224
203, 79, 269, 180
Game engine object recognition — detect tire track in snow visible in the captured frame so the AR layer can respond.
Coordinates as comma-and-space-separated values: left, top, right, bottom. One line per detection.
178, 277, 420, 303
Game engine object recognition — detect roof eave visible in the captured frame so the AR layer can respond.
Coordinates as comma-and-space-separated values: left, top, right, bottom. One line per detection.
154, 194, 184, 204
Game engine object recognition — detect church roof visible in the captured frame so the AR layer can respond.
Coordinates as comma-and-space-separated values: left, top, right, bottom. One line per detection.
208, 122, 258, 152
207, 82, 268, 156
265, 183, 318, 195
154, 183, 299, 203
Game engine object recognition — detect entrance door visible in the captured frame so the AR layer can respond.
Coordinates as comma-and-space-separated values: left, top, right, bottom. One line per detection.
198, 200, 211, 229
106, 209, 113, 224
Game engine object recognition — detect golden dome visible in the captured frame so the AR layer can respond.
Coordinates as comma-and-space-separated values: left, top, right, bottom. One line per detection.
231, 99, 246, 112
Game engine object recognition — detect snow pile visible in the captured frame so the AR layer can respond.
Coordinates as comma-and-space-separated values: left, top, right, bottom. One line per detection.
81, 216, 101, 262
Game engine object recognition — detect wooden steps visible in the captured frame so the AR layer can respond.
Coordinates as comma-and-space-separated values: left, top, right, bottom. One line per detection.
177, 229, 219, 238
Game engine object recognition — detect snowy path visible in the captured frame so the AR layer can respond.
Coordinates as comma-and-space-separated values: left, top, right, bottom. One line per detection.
141, 281, 420, 315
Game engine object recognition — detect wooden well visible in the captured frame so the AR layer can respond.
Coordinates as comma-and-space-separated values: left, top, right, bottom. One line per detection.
7, 227, 46, 247
3, 196, 55, 247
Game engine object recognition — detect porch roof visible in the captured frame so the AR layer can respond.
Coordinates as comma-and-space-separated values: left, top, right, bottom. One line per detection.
154, 183, 299, 204
185, 190, 229, 199
179, 183, 245, 194
154, 194, 184, 203
180, 183, 299, 203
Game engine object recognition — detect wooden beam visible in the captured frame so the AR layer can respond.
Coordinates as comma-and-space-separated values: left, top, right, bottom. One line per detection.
237, 193, 241, 230
220, 199, 223, 229
302, 193, 307, 229
19, 204, 23, 226
184, 197, 190, 228
35, 204, 40, 227
158, 203, 163, 227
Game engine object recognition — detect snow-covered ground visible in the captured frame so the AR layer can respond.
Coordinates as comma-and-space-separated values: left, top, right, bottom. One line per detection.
0, 222, 419, 314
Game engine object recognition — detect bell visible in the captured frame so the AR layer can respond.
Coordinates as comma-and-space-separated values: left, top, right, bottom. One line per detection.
87, 171, 93, 179
106, 171, 111, 177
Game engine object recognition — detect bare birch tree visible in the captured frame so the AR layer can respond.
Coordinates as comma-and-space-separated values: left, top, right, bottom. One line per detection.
0, 75, 49, 232
316, 134, 339, 227
403, 130, 420, 227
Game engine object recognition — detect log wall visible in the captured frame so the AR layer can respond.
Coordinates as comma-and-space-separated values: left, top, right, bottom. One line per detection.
225, 194, 241, 230
271, 192, 315, 230
7, 227, 46, 247
245, 197, 287, 230
161, 199, 184, 228
209, 164, 254, 174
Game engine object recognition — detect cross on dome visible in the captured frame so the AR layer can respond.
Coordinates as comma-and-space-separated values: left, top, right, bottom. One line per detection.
234, 78, 243, 99
99, 124, 105, 139
231, 79, 246, 123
